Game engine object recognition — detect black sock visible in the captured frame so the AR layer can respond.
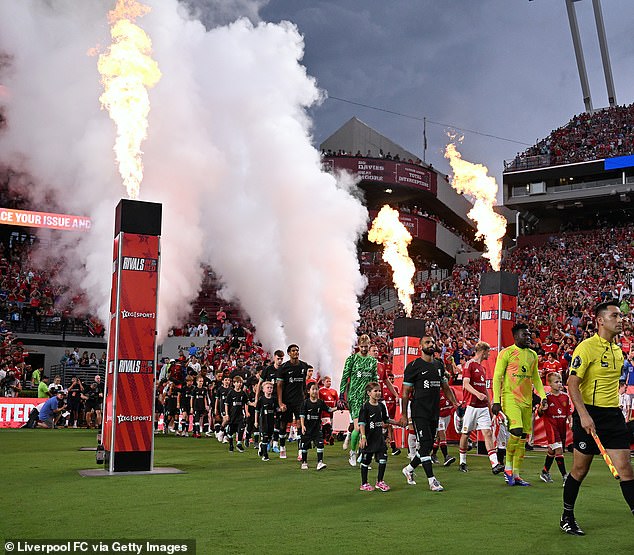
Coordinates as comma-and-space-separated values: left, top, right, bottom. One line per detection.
421, 458, 434, 479
555, 455, 567, 476
302, 451, 307, 463
563, 474, 582, 517
432, 443, 438, 456
497, 448, 506, 465
544, 455, 554, 472
440, 443, 448, 458
280, 436, 286, 447
410, 455, 421, 469
390, 441, 396, 450
228, 437, 234, 450
317, 451, 323, 462
361, 464, 369, 485
378, 462, 386, 482
619, 479, 634, 514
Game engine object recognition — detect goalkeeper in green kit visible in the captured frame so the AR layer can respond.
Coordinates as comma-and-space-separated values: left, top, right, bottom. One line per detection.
340, 334, 379, 466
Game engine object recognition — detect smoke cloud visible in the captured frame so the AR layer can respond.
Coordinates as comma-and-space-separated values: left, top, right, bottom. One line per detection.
0, 0, 368, 386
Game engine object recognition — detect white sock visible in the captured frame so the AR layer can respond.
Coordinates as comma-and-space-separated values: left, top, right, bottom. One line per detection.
460, 452, 467, 464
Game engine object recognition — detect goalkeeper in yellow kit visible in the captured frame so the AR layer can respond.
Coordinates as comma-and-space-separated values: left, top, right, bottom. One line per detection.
492, 323, 547, 486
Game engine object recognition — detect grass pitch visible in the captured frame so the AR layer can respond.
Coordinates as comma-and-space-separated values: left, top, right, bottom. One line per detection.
2, 429, 631, 554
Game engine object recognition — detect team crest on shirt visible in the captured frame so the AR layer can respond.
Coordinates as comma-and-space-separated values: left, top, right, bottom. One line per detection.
579, 441, 586, 450
571, 356, 582, 369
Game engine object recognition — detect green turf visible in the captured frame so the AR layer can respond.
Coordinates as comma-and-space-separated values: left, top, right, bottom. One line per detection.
2, 430, 632, 554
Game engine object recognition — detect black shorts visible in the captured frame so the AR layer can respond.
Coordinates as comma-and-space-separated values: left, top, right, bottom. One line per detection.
361, 445, 387, 464
412, 416, 438, 454
572, 406, 631, 455
280, 403, 302, 429
227, 419, 244, 435
300, 431, 323, 450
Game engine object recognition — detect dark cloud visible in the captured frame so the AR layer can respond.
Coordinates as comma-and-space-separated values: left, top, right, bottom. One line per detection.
260, 0, 633, 182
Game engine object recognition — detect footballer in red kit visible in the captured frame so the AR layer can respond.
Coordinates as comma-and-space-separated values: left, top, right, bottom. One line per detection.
458, 342, 505, 474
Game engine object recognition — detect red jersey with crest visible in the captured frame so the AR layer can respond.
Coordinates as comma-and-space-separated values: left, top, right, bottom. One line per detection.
319, 387, 338, 417
543, 391, 572, 423
462, 359, 488, 408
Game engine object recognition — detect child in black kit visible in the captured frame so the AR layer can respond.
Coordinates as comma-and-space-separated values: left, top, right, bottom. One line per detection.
299, 382, 336, 470
255, 381, 278, 461
359, 382, 398, 491
191, 375, 208, 438
223, 376, 249, 452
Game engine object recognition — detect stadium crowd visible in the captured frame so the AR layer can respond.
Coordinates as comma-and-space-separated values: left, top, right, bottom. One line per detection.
507, 103, 634, 170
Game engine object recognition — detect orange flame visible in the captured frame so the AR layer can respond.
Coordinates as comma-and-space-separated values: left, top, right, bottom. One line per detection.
97, 0, 161, 200
444, 143, 507, 271
368, 205, 415, 316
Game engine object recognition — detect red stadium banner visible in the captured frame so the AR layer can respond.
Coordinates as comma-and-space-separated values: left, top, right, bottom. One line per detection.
0, 207, 91, 231
392, 318, 426, 447
102, 199, 161, 472
368, 209, 436, 243
0, 397, 46, 428
323, 157, 438, 195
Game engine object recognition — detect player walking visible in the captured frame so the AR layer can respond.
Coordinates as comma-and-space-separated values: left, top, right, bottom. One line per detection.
400, 335, 458, 492
492, 323, 547, 486
459, 342, 504, 474
340, 334, 378, 466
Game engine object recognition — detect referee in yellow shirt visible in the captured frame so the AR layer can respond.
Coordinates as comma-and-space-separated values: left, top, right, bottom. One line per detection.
561, 300, 634, 536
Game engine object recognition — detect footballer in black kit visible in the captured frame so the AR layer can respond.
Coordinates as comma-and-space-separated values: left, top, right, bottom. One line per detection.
276, 344, 310, 457
259, 352, 283, 445
401, 336, 458, 491
299, 382, 334, 469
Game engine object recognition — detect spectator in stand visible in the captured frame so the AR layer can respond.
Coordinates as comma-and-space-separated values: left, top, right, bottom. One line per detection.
216, 306, 227, 324
38, 375, 50, 398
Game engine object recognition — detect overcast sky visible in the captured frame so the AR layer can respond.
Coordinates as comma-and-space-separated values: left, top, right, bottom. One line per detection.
243, 0, 633, 187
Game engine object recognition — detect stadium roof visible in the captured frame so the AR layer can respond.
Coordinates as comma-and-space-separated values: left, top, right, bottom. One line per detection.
319, 117, 421, 163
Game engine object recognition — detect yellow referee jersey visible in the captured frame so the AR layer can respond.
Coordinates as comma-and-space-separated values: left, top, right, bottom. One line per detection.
569, 333, 624, 408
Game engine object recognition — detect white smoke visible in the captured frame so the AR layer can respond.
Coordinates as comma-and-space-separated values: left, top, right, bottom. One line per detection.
0, 0, 368, 386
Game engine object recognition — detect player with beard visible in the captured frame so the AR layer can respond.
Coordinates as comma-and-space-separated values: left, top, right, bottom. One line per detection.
400, 335, 458, 492
276, 344, 310, 460
340, 335, 379, 466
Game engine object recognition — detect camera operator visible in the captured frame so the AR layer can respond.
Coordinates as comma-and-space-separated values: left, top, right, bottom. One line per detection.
37, 390, 66, 428
1, 369, 21, 397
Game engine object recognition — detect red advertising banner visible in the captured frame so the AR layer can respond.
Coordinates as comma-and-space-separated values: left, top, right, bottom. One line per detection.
0, 207, 91, 231
110, 233, 159, 461
368, 209, 437, 243
479, 293, 518, 379
0, 397, 46, 428
322, 157, 438, 195
102, 236, 119, 453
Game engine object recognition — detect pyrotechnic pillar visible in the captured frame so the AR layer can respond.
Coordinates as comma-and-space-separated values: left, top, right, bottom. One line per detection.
392, 317, 426, 447
479, 271, 519, 371
101, 199, 161, 472
478, 271, 518, 452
